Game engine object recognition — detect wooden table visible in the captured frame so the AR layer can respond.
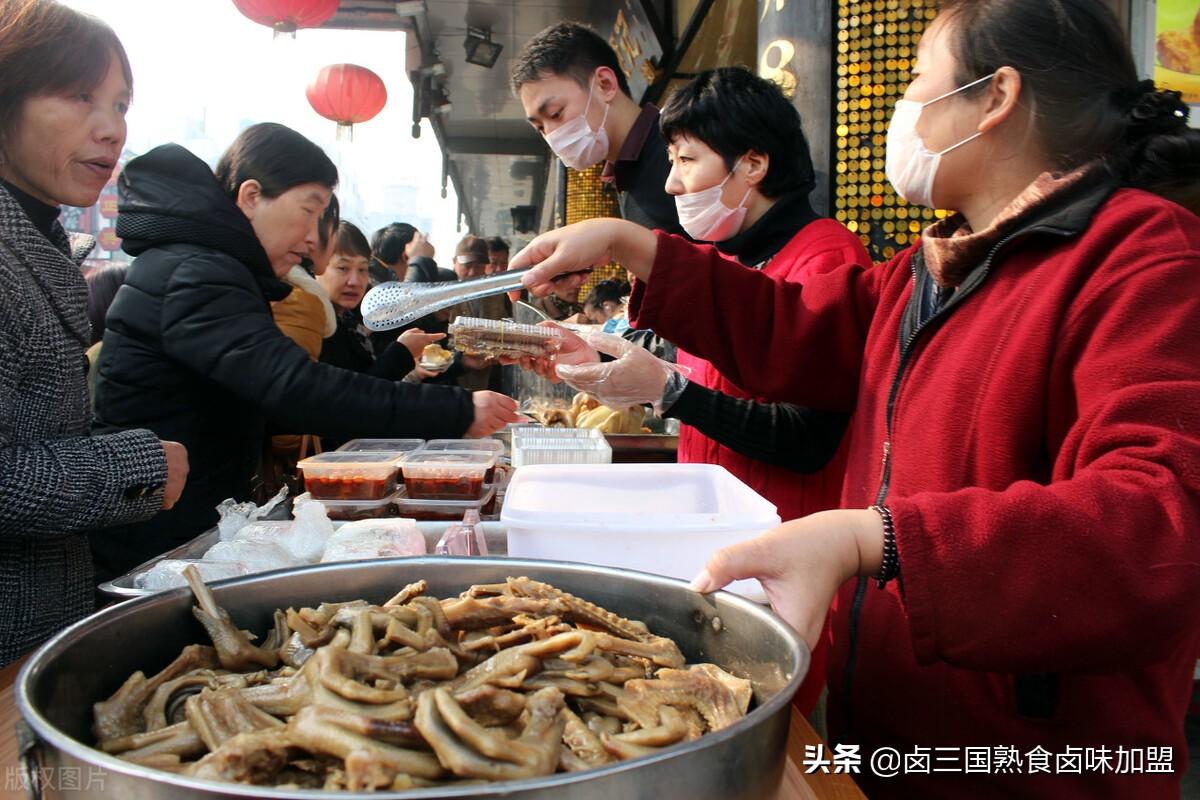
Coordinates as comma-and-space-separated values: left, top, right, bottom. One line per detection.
0, 655, 864, 800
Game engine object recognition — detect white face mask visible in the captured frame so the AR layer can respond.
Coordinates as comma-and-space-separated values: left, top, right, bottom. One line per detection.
885, 73, 995, 208
544, 76, 610, 170
674, 159, 752, 242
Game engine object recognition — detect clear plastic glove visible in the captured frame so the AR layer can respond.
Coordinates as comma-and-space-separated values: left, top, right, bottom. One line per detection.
499, 321, 598, 382
555, 332, 684, 413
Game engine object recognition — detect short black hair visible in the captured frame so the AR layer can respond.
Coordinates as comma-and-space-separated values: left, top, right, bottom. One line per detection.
510, 22, 631, 98
485, 236, 509, 254
370, 222, 417, 266
214, 122, 338, 202
333, 221, 370, 259
660, 67, 815, 199
583, 279, 629, 309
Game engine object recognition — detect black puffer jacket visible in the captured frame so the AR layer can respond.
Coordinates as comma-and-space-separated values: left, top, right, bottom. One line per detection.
91, 145, 474, 579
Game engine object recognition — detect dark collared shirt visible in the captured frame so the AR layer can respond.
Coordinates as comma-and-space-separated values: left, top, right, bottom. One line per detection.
601, 104, 684, 236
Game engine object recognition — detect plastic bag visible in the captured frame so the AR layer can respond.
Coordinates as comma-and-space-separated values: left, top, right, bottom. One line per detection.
320, 518, 426, 563
134, 559, 250, 591
287, 493, 336, 562
205, 539, 300, 573
216, 485, 289, 541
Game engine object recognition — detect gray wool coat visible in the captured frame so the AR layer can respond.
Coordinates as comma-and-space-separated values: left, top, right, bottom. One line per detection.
0, 183, 167, 666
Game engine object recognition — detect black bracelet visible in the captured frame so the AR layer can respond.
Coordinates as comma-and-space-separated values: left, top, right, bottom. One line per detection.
870, 504, 899, 589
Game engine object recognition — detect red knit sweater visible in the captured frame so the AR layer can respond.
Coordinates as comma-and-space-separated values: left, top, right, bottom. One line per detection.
631, 187, 1200, 798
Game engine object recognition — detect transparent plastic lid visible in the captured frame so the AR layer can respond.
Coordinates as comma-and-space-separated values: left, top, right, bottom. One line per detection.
312, 490, 402, 510
298, 451, 405, 469
512, 427, 604, 441
401, 450, 496, 472
424, 439, 505, 455
335, 439, 425, 454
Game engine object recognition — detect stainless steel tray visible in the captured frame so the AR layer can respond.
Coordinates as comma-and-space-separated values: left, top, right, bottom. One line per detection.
22, 558, 806, 799
98, 522, 510, 601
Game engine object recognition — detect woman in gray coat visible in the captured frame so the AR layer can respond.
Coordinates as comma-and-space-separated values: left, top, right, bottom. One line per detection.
0, 0, 187, 665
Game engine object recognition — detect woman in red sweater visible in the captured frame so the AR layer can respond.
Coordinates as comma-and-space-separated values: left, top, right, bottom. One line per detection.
513, 1, 1200, 797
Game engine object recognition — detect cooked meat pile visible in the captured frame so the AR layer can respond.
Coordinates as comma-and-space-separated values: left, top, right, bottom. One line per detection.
526, 393, 648, 434
92, 571, 752, 791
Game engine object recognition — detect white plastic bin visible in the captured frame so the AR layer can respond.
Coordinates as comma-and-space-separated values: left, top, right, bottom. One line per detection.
501, 464, 779, 602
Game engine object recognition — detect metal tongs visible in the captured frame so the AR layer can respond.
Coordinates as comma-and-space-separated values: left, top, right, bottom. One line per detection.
360, 268, 592, 331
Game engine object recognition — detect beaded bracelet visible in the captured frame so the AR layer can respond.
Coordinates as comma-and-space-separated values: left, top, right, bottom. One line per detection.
869, 504, 899, 589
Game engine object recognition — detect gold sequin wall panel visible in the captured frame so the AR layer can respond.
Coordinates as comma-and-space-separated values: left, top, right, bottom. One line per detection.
834, 0, 949, 261
565, 165, 626, 297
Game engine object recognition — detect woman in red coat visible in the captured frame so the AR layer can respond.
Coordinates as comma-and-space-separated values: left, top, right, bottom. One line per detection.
545, 66, 870, 714
513, 1, 1200, 797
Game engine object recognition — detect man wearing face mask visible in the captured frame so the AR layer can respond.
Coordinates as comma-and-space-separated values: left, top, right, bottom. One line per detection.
512, 21, 684, 237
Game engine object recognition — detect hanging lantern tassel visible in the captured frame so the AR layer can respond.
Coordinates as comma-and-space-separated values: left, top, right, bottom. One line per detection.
231, 0, 340, 39
307, 64, 388, 141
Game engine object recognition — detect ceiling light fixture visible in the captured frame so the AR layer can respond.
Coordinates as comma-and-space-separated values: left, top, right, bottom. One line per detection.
464, 26, 503, 68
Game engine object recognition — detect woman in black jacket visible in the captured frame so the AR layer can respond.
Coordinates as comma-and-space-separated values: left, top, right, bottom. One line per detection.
92, 123, 520, 580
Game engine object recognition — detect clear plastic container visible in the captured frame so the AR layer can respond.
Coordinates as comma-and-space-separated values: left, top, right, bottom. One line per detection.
394, 484, 496, 521
511, 426, 604, 440
449, 316, 565, 359
400, 450, 495, 500
314, 491, 401, 521
423, 439, 505, 482
502, 464, 780, 602
297, 451, 404, 500
335, 438, 425, 455
512, 436, 612, 467
435, 509, 488, 556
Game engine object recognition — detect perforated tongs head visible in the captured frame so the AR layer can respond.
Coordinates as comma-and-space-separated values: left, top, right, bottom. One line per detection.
360, 269, 531, 331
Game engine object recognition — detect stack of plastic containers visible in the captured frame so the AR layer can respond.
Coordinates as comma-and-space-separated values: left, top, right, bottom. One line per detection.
295, 451, 407, 521
396, 450, 498, 520
510, 427, 612, 467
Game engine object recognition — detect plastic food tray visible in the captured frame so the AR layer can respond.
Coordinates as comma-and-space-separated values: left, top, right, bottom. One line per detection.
423, 439, 506, 481
449, 316, 564, 359
512, 436, 612, 467
297, 451, 404, 500
401, 450, 495, 500
99, 521, 510, 599
313, 490, 402, 521
394, 484, 498, 521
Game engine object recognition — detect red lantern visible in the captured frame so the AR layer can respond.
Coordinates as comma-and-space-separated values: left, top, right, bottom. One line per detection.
231, 0, 340, 38
306, 64, 388, 141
